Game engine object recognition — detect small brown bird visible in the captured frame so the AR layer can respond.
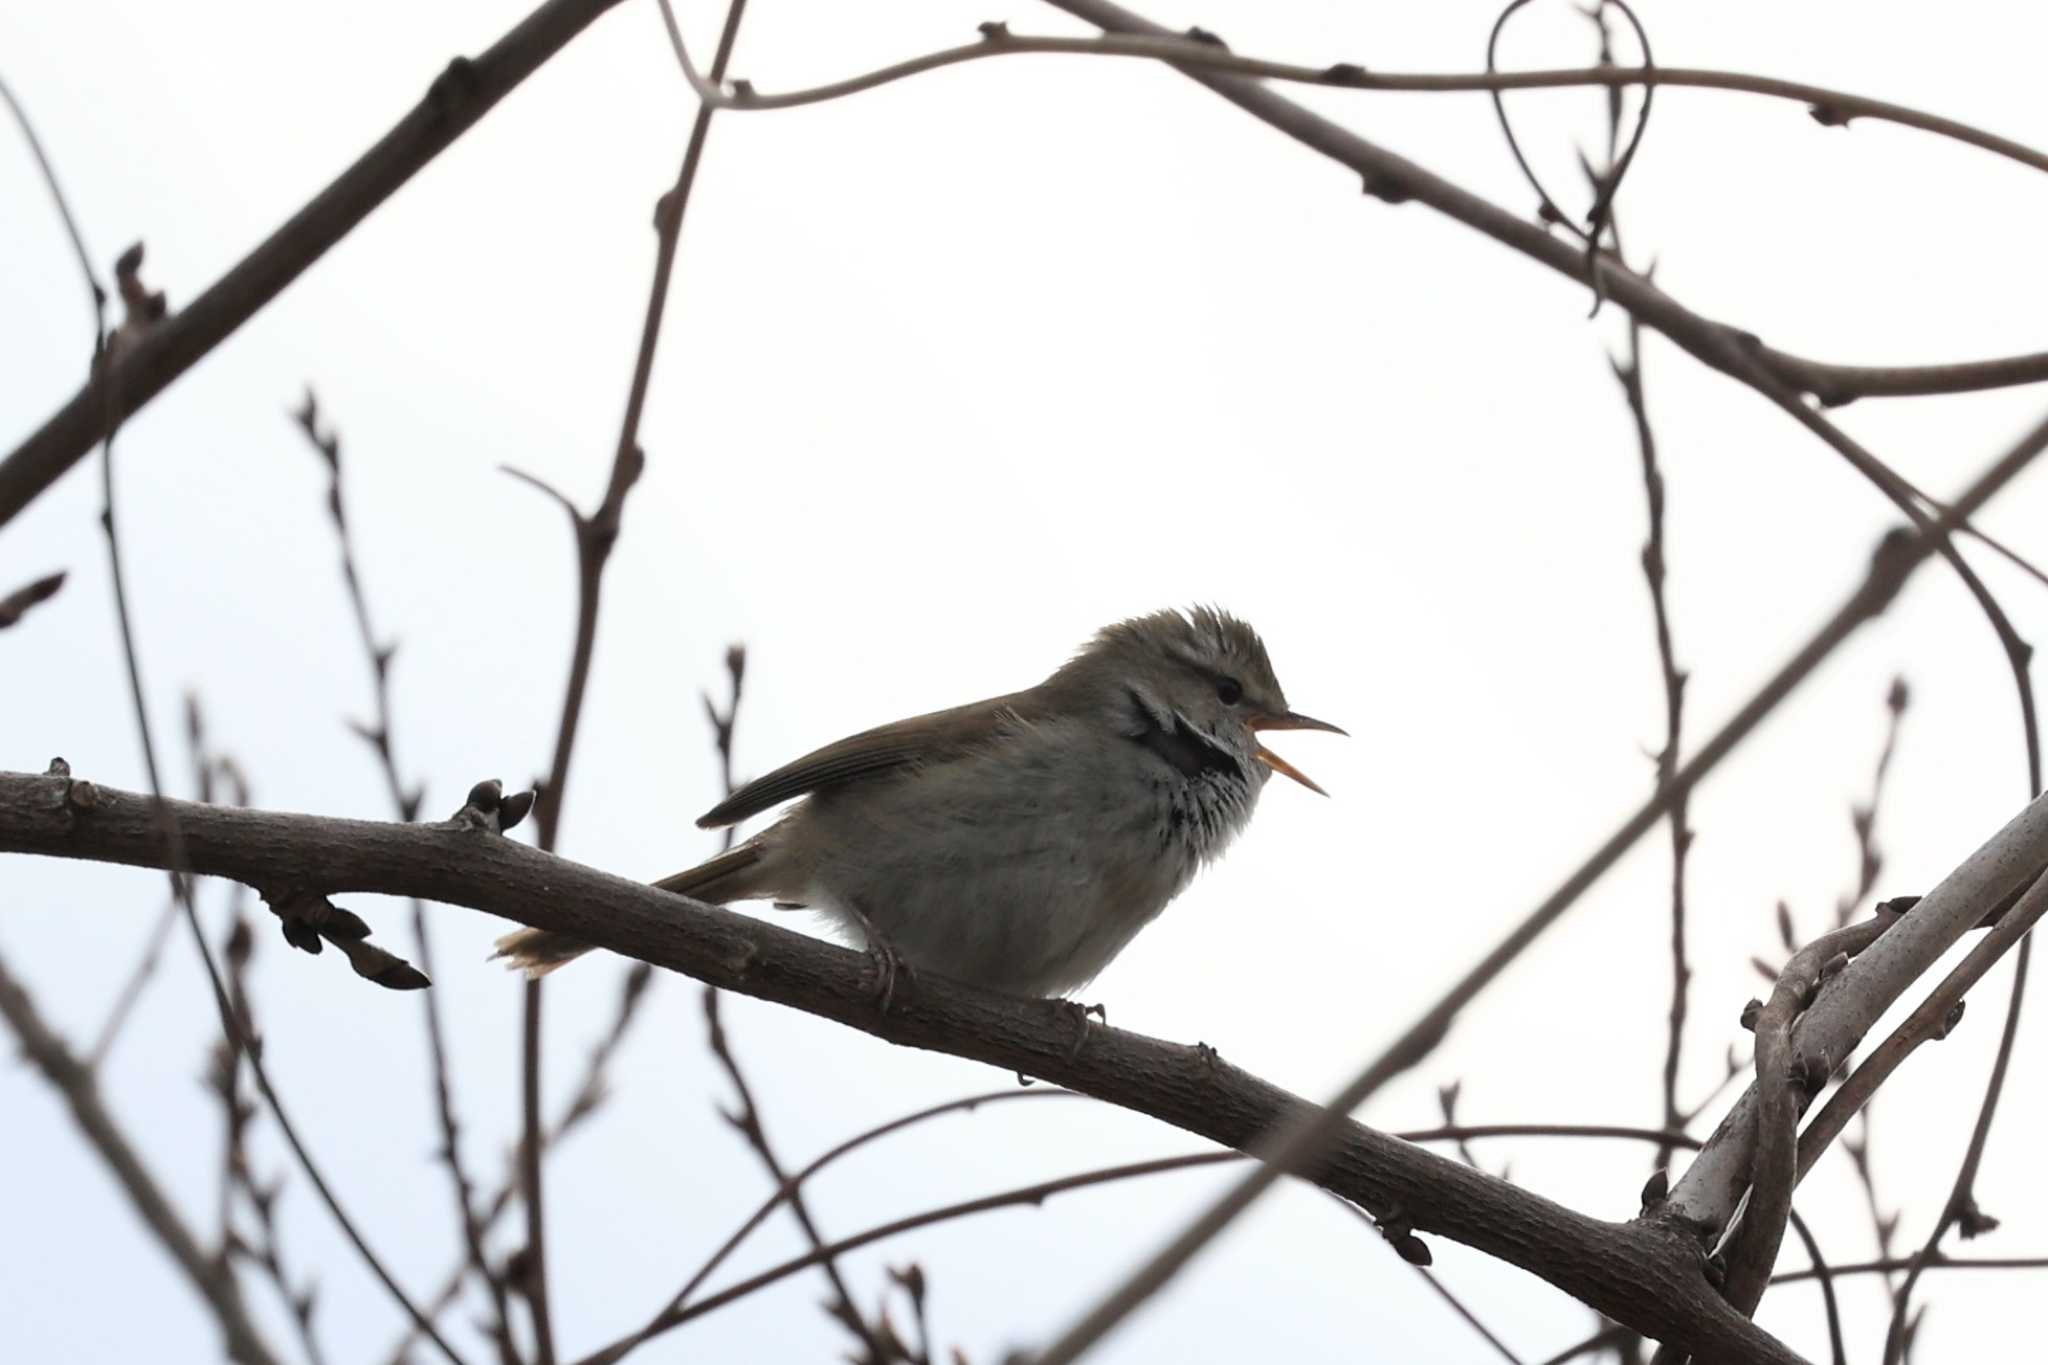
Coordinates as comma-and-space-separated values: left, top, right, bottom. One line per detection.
494, 606, 1342, 997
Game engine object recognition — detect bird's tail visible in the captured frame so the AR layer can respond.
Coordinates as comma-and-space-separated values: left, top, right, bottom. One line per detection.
491, 842, 769, 978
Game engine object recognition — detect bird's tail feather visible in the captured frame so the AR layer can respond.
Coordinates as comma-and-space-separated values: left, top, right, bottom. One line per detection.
491, 843, 769, 977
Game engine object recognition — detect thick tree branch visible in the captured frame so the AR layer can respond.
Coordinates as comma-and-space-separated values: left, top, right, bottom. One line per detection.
0, 770, 1803, 1365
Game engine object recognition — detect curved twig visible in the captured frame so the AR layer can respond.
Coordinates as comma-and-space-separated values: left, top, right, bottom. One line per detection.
1485, 0, 1654, 256
0, 68, 105, 329
649, 16, 2048, 189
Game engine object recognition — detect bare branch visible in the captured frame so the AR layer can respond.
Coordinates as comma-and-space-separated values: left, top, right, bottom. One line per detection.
1775, 1255, 2048, 1285
0, 68, 105, 335
1037, 0, 2048, 417
1883, 929, 2033, 1364
95, 387, 462, 1360
214, 919, 330, 1365
87, 894, 179, 1066
1781, 1212, 1847, 1365
0, 770, 1806, 1365
0, 948, 282, 1365
1675, 818, 2048, 1237
0, 0, 632, 529
702, 988, 890, 1362
1609, 251, 1692, 1170
293, 390, 518, 1360
654, 13, 2048, 189
508, 2, 750, 1354
1719, 913, 1896, 1314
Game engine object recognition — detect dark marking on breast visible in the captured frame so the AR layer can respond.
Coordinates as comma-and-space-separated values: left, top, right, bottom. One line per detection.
1124, 688, 1244, 784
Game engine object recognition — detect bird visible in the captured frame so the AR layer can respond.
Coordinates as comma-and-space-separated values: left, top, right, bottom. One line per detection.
493, 606, 1342, 1000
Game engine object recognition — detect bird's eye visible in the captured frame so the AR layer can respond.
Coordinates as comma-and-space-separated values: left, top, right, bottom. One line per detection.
1215, 676, 1243, 706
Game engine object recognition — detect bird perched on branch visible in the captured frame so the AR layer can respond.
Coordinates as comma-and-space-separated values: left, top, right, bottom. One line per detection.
495, 606, 1342, 1001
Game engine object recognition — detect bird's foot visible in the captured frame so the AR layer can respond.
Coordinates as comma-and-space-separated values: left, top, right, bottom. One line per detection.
1045, 998, 1108, 1062
845, 905, 916, 1013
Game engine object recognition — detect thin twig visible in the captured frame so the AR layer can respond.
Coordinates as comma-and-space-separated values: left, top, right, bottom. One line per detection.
704, 644, 746, 853
583, 1153, 1240, 1364
1831, 683, 1912, 1300
292, 390, 518, 1363
1603, 181, 1692, 1176
91, 697, 248, 1067
0, 948, 282, 1365
1534, 1325, 1631, 1365
509, 5, 750, 1356
1839, 680, 1911, 927
96, 356, 466, 1364
1320, 1193, 1526, 1365
604, 1101, 1714, 1365
87, 895, 180, 1067
291, 389, 421, 823
1776, 1254, 2048, 1284
1782, 1209, 1847, 1365
381, 960, 657, 1365
0, 68, 106, 331
653, 15, 2048, 185
703, 989, 890, 1362
214, 919, 330, 1365
593, 1110, 1761, 1365
1883, 934, 2035, 1364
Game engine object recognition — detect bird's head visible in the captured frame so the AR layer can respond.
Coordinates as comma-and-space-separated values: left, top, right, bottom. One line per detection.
1056, 605, 1344, 794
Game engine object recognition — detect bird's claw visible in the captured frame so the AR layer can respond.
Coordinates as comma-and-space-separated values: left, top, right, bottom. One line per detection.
1047, 998, 1107, 1062
866, 936, 915, 1012
846, 905, 915, 1012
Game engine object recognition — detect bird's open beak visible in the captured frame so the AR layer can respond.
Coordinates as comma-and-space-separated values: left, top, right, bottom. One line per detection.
1250, 710, 1347, 796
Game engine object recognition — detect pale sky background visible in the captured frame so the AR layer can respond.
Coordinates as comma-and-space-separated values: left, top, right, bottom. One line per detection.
5, 1, 2048, 1362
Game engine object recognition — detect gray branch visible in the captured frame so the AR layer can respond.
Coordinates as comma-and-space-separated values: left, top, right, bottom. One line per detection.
1668, 792, 2048, 1233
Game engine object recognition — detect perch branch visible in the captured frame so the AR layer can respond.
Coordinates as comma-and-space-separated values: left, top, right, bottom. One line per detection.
0, 771, 1806, 1365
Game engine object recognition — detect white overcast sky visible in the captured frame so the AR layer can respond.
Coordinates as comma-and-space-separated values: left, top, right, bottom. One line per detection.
5, 2, 2048, 1362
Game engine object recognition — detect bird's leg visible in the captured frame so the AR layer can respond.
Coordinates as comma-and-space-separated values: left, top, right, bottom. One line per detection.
1044, 998, 1108, 1062
842, 901, 916, 1012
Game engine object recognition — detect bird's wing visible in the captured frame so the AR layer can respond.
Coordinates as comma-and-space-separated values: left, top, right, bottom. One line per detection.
695, 691, 1043, 829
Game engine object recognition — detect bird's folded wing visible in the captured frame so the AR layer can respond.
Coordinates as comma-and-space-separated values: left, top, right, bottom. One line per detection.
694, 690, 1043, 828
